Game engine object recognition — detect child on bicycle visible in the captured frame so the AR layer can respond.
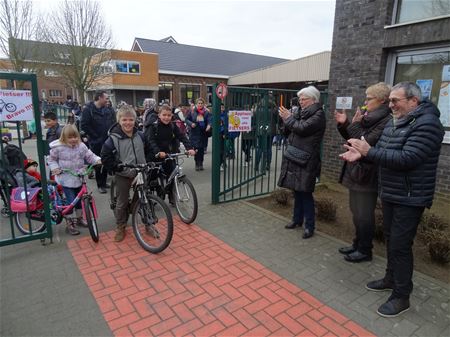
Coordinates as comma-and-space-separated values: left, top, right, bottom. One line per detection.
48, 124, 101, 235
145, 104, 195, 176
101, 105, 147, 242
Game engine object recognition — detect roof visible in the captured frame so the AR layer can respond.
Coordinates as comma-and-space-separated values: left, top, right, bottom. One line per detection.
132, 37, 288, 77
228, 51, 331, 85
9, 38, 104, 64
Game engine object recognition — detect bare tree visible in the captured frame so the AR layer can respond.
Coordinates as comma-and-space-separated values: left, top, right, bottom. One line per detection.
0, 0, 41, 73
43, 0, 114, 103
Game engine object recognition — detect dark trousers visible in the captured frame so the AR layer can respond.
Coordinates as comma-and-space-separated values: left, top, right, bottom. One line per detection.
292, 191, 315, 231
242, 139, 253, 162
349, 190, 378, 255
95, 165, 108, 188
194, 146, 205, 166
255, 135, 272, 170
114, 175, 136, 226
382, 200, 424, 299
62, 186, 82, 215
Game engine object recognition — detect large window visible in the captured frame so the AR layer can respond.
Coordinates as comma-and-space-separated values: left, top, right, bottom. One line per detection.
180, 84, 200, 105
395, 0, 450, 24
49, 89, 62, 97
99, 60, 140, 75
387, 46, 450, 142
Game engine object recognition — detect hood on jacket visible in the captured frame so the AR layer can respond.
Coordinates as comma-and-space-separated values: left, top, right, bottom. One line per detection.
411, 100, 441, 118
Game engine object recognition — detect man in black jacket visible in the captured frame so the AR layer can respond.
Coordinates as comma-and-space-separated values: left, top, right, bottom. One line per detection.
81, 90, 116, 193
340, 82, 444, 318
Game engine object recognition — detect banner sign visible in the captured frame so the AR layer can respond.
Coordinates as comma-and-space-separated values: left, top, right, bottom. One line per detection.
228, 110, 252, 132
336, 97, 353, 110
0, 90, 34, 121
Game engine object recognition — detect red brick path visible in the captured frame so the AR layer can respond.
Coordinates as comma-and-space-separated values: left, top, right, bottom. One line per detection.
68, 220, 375, 337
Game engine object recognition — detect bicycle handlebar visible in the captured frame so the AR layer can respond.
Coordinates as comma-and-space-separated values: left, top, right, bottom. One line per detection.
155, 152, 192, 160
61, 164, 96, 177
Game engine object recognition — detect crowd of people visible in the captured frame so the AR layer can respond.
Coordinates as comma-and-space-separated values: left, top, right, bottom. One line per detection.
2, 81, 445, 319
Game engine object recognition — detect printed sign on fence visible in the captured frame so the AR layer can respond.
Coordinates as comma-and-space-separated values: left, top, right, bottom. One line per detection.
0, 90, 34, 121
228, 110, 252, 132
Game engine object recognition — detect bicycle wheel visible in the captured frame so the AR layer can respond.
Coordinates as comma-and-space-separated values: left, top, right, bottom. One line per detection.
173, 176, 198, 224
83, 198, 99, 243
132, 193, 173, 253
15, 212, 46, 234
109, 177, 117, 210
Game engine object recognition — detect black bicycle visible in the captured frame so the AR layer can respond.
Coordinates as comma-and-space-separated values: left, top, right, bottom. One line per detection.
110, 162, 173, 253
149, 153, 198, 224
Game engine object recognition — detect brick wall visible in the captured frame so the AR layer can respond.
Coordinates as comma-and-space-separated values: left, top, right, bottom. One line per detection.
325, 0, 450, 198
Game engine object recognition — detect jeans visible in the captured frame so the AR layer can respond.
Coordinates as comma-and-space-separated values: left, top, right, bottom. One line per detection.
349, 190, 378, 255
95, 165, 108, 188
292, 191, 315, 231
62, 186, 82, 216
194, 146, 205, 166
382, 200, 424, 299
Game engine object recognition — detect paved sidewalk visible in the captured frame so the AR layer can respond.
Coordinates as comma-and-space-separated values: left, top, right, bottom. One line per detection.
1, 144, 449, 336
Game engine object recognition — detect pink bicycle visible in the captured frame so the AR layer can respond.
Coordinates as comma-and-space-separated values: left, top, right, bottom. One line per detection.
14, 165, 100, 242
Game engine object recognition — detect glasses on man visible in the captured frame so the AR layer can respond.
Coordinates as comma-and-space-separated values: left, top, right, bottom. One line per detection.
365, 97, 376, 101
388, 97, 410, 104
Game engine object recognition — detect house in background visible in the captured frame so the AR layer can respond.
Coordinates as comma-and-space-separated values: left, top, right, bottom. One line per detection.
131, 36, 288, 105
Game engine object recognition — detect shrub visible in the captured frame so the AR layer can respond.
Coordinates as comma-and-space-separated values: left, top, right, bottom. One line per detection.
424, 229, 450, 264
418, 213, 449, 243
316, 197, 337, 222
270, 188, 292, 206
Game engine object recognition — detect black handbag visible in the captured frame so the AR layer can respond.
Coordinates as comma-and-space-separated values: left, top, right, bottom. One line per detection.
283, 145, 311, 166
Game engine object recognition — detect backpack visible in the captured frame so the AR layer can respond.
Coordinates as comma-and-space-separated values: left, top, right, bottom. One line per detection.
9, 187, 42, 212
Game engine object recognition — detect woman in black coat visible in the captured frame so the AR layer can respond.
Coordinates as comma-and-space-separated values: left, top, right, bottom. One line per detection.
278, 86, 326, 239
334, 82, 392, 263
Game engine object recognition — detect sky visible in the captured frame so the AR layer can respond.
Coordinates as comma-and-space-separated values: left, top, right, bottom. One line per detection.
33, 0, 336, 60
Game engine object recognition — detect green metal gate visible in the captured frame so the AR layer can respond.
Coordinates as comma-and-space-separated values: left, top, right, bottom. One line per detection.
0, 72, 53, 246
211, 85, 328, 204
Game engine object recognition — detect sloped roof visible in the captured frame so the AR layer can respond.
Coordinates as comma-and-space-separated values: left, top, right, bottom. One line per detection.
133, 37, 288, 77
228, 51, 331, 85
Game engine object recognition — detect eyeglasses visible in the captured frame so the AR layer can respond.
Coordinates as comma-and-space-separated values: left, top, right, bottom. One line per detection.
388, 97, 410, 104
365, 97, 377, 101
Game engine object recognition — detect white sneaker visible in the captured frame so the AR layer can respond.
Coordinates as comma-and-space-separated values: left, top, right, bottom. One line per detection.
220, 165, 224, 171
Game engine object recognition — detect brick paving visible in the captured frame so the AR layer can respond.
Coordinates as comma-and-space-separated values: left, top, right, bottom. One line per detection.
68, 218, 375, 337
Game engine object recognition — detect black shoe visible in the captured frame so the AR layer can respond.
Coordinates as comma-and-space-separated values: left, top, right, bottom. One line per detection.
338, 246, 356, 255
377, 297, 410, 318
366, 279, 394, 292
199, 165, 204, 171
195, 165, 200, 171
98, 187, 107, 194
344, 251, 372, 263
302, 229, 314, 239
285, 222, 302, 229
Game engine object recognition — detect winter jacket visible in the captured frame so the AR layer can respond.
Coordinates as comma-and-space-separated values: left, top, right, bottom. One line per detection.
365, 101, 444, 208
277, 103, 326, 192
80, 102, 116, 155
48, 141, 100, 188
143, 109, 158, 131
185, 108, 211, 148
14, 170, 40, 188
144, 120, 192, 161
101, 123, 146, 178
46, 123, 63, 144
337, 104, 391, 192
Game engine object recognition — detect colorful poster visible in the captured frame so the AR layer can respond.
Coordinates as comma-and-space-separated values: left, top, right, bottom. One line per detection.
416, 79, 433, 100
442, 65, 450, 82
336, 97, 352, 110
0, 90, 34, 121
437, 81, 450, 129
228, 110, 252, 132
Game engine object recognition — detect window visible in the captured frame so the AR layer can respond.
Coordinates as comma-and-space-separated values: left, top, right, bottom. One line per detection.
387, 46, 450, 142
128, 62, 140, 74
207, 85, 213, 104
113, 60, 141, 74
180, 84, 200, 105
115, 61, 128, 73
158, 83, 173, 105
44, 69, 60, 77
395, 0, 450, 24
49, 89, 63, 97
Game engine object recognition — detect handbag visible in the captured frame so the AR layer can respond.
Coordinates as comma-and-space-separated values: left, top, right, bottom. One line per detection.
283, 145, 311, 166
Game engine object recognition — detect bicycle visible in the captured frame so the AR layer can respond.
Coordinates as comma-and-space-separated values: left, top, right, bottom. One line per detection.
14, 165, 100, 242
110, 162, 174, 254
0, 99, 17, 113
149, 153, 198, 224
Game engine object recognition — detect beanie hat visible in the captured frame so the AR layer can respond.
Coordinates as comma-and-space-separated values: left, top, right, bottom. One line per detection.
23, 159, 38, 170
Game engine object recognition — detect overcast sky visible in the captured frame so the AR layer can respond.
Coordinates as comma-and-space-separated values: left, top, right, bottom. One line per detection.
33, 0, 336, 60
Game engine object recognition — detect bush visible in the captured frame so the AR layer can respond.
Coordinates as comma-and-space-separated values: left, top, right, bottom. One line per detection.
424, 229, 450, 264
270, 188, 292, 206
418, 213, 449, 243
316, 197, 337, 222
